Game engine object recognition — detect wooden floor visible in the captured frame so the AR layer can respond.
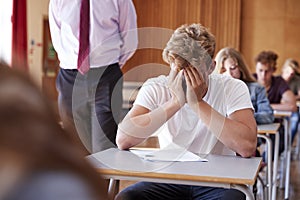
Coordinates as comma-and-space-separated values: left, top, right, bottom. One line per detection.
276, 155, 300, 200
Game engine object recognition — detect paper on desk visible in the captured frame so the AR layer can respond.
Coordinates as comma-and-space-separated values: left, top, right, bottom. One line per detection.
130, 148, 207, 162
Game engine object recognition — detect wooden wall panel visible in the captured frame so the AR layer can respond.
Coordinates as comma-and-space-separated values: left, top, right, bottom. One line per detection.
123, 0, 241, 81
241, 0, 300, 74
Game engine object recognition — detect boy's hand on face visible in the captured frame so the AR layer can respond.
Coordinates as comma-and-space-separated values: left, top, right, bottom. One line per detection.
184, 66, 208, 112
168, 63, 186, 107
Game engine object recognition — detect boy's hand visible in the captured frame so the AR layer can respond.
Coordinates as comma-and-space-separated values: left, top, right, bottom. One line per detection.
167, 63, 186, 107
184, 66, 208, 112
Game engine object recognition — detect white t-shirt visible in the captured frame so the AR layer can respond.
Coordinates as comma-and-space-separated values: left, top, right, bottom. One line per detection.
134, 74, 254, 156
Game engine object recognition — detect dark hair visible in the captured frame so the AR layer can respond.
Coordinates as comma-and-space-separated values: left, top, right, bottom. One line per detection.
255, 50, 278, 70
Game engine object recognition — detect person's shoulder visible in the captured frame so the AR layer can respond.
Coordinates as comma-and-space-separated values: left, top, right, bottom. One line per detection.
209, 75, 248, 97
273, 75, 290, 87
247, 82, 266, 94
273, 75, 286, 83
247, 81, 264, 89
210, 74, 244, 86
292, 74, 300, 82
143, 75, 168, 87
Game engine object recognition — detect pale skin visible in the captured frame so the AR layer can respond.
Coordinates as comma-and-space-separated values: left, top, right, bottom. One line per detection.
116, 61, 257, 158
222, 57, 241, 79
256, 62, 297, 112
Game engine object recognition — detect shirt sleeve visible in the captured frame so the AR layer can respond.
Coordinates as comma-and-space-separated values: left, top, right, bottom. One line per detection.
278, 76, 291, 95
225, 79, 254, 116
48, 0, 62, 55
118, 0, 138, 67
133, 79, 161, 111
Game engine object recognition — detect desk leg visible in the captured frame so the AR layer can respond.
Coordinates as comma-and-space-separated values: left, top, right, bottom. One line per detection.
272, 132, 279, 200
280, 118, 289, 189
108, 178, 119, 200
285, 118, 292, 200
258, 134, 272, 200
231, 184, 254, 200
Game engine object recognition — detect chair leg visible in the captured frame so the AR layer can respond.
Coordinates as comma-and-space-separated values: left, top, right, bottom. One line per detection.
256, 175, 267, 200
108, 179, 120, 200
253, 178, 258, 200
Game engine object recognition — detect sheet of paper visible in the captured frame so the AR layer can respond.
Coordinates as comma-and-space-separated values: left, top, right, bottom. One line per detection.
130, 148, 207, 162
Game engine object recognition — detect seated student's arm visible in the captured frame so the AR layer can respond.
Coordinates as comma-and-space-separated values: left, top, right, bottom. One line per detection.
116, 102, 179, 150
116, 71, 186, 150
296, 89, 300, 101
271, 90, 297, 112
194, 101, 257, 158
255, 86, 274, 124
185, 67, 257, 158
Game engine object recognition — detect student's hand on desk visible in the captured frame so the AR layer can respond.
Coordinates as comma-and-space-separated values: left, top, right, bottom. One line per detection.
168, 64, 186, 107
184, 66, 208, 112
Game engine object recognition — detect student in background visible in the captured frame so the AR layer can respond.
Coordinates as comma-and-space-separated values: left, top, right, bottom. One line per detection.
215, 47, 274, 125
254, 51, 297, 112
281, 58, 300, 144
281, 58, 300, 100
116, 23, 257, 200
254, 51, 297, 155
0, 63, 107, 200
48, 0, 138, 153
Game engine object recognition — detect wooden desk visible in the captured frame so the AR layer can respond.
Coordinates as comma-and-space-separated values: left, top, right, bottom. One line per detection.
257, 123, 280, 200
273, 110, 292, 199
87, 148, 262, 200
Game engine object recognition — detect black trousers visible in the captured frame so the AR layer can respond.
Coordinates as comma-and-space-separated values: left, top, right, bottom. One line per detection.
116, 182, 245, 200
56, 63, 123, 153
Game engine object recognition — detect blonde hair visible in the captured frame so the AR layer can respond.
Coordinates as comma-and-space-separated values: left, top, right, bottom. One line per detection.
162, 23, 215, 69
214, 47, 256, 82
282, 58, 300, 74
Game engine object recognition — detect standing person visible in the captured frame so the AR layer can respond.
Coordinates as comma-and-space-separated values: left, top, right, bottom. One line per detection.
116, 24, 257, 200
253, 50, 297, 155
48, 0, 138, 153
281, 58, 300, 144
0, 64, 107, 200
215, 47, 274, 125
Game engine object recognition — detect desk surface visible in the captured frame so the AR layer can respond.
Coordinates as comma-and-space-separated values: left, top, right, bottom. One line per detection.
257, 123, 280, 134
87, 148, 261, 186
273, 110, 292, 117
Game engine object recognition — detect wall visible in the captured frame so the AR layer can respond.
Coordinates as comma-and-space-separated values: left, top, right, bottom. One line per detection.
124, 0, 241, 81
27, 0, 50, 86
27, 0, 300, 83
241, 0, 300, 74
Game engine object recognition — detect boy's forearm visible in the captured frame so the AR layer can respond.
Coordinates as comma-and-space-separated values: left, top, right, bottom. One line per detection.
116, 100, 181, 149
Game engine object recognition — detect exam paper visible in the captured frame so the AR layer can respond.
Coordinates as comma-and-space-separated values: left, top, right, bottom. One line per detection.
130, 148, 207, 162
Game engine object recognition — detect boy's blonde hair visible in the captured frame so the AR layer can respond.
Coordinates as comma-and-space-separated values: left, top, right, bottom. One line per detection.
162, 23, 216, 69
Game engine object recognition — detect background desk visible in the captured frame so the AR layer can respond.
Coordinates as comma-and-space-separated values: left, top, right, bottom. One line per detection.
257, 123, 280, 200
273, 110, 292, 199
87, 148, 261, 200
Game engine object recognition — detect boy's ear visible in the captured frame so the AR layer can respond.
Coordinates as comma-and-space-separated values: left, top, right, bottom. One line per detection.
208, 61, 216, 74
